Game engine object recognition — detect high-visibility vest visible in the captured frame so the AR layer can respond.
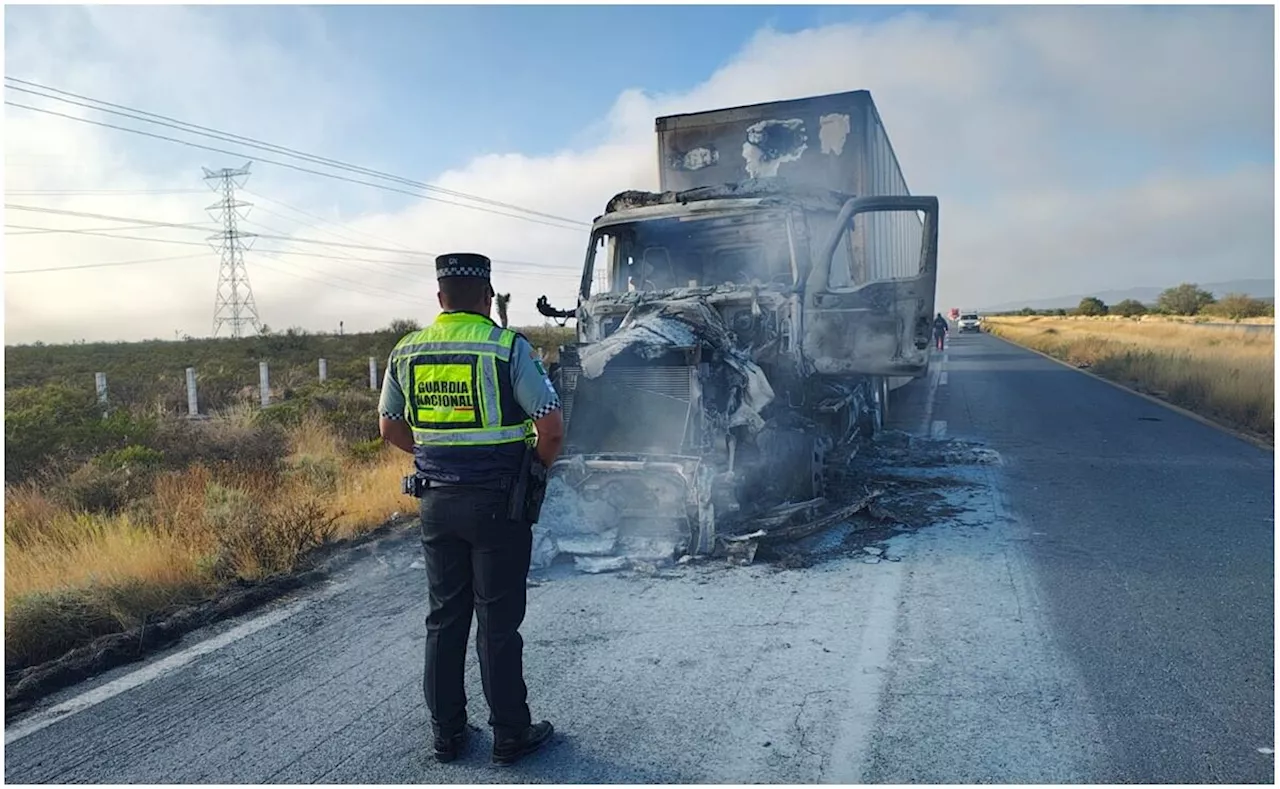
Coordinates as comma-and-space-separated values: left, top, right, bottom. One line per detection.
390, 311, 533, 482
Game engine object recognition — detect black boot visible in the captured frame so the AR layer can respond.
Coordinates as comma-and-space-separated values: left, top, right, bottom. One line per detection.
433, 726, 468, 763
492, 720, 554, 766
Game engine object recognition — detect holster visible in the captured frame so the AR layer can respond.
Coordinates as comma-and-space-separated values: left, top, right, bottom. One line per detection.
507, 443, 549, 523
402, 474, 430, 498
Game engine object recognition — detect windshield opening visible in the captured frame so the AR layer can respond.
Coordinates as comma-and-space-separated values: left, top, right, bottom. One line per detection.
583, 210, 797, 297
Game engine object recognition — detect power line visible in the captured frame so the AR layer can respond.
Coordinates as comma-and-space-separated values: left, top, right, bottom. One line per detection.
5, 224, 212, 246
7, 222, 213, 236
240, 187, 417, 252
5, 88, 588, 232
5, 231, 430, 306
6, 76, 587, 228
6, 252, 211, 275
5, 203, 581, 275
5, 225, 582, 289
251, 255, 428, 305
5, 203, 213, 231
5, 188, 205, 196
6, 98, 585, 231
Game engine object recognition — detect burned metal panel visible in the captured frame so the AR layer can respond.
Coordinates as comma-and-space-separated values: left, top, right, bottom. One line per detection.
655, 91, 875, 195
803, 278, 937, 377
804, 196, 939, 378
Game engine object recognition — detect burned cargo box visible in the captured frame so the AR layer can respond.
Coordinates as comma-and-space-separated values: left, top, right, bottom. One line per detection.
532, 90, 940, 572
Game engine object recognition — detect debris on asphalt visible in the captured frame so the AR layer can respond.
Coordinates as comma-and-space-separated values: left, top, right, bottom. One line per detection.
523, 429, 997, 576
574, 555, 629, 574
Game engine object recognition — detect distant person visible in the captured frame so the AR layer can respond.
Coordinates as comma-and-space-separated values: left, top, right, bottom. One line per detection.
933, 313, 949, 351
378, 253, 564, 767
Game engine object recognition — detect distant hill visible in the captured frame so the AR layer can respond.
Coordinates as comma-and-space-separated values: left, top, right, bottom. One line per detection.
980, 279, 1274, 313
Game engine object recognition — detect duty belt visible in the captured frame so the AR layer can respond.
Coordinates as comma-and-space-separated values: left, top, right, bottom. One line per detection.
425, 477, 513, 492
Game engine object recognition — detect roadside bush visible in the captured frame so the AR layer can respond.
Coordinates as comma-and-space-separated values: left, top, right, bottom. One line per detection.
1111, 299, 1148, 318
150, 417, 287, 476
257, 383, 379, 444
286, 454, 341, 493
5, 383, 157, 483
58, 462, 138, 515
5, 589, 121, 670
349, 437, 386, 463
1075, 297, 1108, 317
1202, 293, 1272, 320
210, 485, 340, 580
1157, 283, 1216, 316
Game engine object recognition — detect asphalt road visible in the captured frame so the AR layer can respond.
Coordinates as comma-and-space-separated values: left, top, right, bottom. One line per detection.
5, 333, 1273, 783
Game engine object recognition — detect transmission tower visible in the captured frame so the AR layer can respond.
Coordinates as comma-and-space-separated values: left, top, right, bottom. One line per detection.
203, 162, 261, 338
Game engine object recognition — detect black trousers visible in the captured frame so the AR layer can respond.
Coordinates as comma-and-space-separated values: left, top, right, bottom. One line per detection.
418, 486, 533, 737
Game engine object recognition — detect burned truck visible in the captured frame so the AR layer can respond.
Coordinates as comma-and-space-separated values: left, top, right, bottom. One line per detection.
534, 90, 939, 569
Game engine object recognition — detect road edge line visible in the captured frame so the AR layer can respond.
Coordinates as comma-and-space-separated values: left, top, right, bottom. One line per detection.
986, 332, 1273, 452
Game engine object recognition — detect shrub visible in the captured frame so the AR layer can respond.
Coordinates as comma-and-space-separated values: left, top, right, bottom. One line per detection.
287, 454, 341, 493
349, 437, 386, 463
385, 318, 420, 336
257, 383, 379, 444
209, 483, 340, 580
1202, 293, 1271, 320
1076, 297, 1108, 316
1157, 283, 1216, 316
150, 417, 287, 475
58, 462, 136, 515
1112, 299, 1148, 318
4, 383, 157, 483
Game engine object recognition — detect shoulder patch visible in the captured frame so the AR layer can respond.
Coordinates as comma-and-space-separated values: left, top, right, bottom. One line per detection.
533, 358, 547, 376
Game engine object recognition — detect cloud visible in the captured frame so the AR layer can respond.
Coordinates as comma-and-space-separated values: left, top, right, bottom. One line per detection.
3, 5, 1273, 345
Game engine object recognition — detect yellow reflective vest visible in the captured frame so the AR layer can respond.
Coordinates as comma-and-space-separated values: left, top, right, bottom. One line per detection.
390, 311, 533, 483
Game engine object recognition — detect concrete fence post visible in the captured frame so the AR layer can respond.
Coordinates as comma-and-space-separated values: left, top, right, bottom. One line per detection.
94, 372, 108, 415
259, 361, 271, 408
185, 367, 198, 417
369, 356, 378, 391
318, 358, 328, 382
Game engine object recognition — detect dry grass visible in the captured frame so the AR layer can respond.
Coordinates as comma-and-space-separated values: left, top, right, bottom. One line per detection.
4, 413, 415, 670
985, 317, 1274, 439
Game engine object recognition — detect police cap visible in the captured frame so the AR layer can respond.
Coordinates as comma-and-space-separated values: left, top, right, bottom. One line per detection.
436, 253, 492, 281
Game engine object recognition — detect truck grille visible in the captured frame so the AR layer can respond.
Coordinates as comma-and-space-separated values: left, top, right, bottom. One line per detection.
558, 364, 696, 454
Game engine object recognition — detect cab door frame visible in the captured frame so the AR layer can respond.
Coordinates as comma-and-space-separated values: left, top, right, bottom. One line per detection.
802, 195, 940, 378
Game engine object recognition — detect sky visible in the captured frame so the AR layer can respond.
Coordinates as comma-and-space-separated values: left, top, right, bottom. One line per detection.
3, 3, 1275, 345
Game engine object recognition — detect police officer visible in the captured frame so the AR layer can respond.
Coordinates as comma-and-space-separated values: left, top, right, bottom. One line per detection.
378, 253, 565, 766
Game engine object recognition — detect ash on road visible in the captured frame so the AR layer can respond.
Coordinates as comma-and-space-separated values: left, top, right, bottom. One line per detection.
5, 334, 1272, 784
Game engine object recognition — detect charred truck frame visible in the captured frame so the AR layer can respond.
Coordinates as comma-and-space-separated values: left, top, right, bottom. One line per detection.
536, 90, 939, 565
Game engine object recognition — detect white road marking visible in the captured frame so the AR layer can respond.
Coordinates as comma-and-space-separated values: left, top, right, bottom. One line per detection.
824, 560, 906, 783
919, 352, 948, 437
939, 371, 949, 386
1259, 747, 1274, 755
930, 420, 948, 440
5, 583, 346, 745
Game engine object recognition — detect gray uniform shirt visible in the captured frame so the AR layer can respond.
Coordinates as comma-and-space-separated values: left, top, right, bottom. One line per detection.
379, 332, 562, 423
